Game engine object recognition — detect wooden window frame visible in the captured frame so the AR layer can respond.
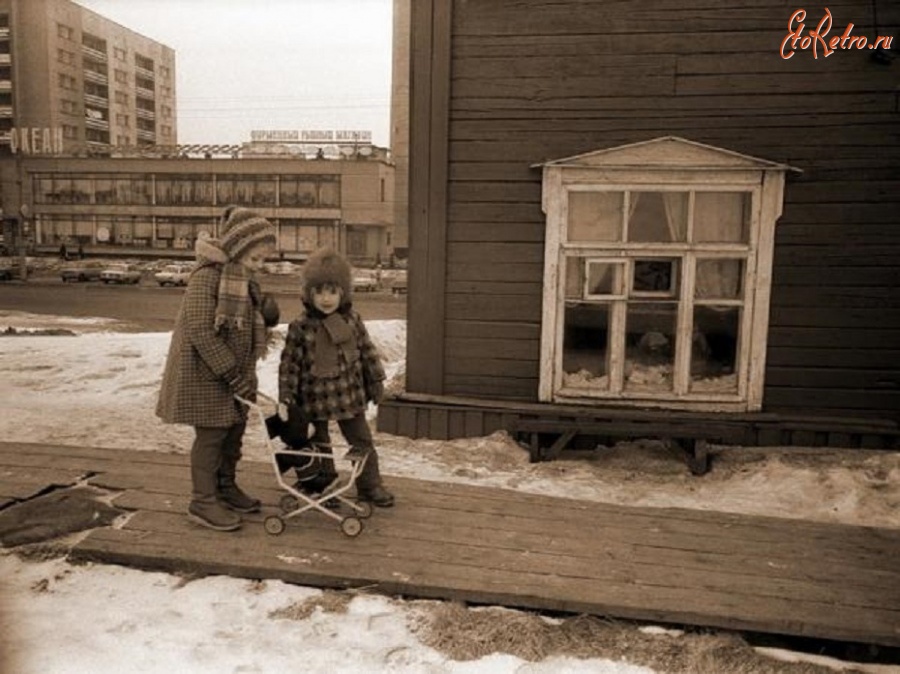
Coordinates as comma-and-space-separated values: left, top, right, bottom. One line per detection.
539, 150, 789, 413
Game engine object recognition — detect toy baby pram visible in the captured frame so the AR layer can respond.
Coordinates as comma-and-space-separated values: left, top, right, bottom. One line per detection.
241, 393, 373, 537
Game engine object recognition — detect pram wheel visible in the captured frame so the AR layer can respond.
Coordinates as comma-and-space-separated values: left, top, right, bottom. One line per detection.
340, 516, 363, 537
279, 494, 299, 513
264, 515, 286, 536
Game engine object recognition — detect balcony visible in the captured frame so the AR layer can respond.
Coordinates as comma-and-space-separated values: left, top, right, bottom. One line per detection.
0, 28, 9, 38
0, 81, 10, 92
81, 45, 107, 62
135, 108, 155, 120
83, 70, 108, 85
136, 128, 155, 141
85, 114, 109, 130
135, 65, 154, 80
135, 86, 154, 99
0, 54, 10, 65
84, 93, 108, 107
0, 105, 12, 118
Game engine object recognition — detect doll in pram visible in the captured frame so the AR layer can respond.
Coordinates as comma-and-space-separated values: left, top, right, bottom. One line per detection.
254, 397, 373, 537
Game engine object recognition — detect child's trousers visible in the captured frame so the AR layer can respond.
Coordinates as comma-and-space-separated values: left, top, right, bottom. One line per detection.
313, 415, 383, 491
191, 422, 246, 502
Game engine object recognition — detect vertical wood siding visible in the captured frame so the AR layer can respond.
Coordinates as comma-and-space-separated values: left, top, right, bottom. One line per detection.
412, 0, 900, 420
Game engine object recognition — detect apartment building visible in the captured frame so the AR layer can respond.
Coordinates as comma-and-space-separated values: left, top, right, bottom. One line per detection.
0, 0, 176, 155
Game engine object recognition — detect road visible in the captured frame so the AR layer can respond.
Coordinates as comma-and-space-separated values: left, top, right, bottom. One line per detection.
0, 274, 407, 332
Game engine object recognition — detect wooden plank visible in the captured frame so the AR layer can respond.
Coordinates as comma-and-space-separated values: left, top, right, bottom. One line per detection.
444, 376, 537, 400
446, 336, 540, 361
767, 347, 900, 369
446, 293, 542, 322
766, 367, 900, 390
764, 387, 900, 414
445, 319, 541, 341
406, 0, 450, 395
66, 476, 900, 646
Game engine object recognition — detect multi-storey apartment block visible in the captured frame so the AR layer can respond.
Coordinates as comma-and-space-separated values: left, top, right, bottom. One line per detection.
0, 0, 176, 155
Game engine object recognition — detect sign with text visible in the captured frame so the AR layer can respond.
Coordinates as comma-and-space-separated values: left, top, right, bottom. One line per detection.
250, 129, 372, 143
9, 127, 65, 155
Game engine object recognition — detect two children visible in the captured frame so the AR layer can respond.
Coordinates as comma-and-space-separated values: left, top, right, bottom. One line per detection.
157, 206, 278, 531
278, 247, 394, 508
158, 219, 393, 532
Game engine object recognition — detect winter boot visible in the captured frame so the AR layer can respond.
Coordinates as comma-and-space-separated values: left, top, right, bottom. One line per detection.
355, 450, 395, 507
218, 441, 261, 514
217, 478, 261, 513
357, 484, 395, 508
187, 499, 241, 531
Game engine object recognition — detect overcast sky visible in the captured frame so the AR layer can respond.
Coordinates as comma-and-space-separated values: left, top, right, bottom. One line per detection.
74, 0, 394, 147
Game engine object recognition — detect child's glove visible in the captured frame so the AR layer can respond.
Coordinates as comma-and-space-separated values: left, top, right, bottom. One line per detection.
226, 371, 256, 402
369, 380, 385, 404
260, 294, 280, 328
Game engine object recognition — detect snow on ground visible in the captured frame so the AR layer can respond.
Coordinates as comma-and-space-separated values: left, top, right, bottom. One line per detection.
0, 309, 898, 674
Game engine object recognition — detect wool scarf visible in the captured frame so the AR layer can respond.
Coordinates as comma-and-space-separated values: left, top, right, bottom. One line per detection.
312, 312, 353, 378
195, 238, 268, 360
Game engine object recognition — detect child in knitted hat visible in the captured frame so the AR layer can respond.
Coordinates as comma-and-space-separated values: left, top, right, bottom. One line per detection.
157, 206, 280, 531
278, 247, 394, 507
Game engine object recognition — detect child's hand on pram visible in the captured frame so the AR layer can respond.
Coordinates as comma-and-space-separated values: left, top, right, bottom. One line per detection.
277, 402, 289, 421
226, 371, 256, 402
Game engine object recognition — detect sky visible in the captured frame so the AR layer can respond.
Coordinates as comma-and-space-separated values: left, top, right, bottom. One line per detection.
74, 0, 395, 147
0, 306, 898, 672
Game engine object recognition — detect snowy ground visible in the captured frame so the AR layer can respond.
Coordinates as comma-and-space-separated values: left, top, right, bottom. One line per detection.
0, 309, 898, 674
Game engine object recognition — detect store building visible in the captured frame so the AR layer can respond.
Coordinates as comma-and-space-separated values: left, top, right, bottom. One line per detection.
0, 152, 394, 264
0, 0, 177, 155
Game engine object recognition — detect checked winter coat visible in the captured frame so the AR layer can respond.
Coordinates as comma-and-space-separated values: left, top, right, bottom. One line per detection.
156, 265, 261, 427
279, 305, 385, 421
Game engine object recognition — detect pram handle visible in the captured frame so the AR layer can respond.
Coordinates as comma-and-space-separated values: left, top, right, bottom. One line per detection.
234, 391, 278, 409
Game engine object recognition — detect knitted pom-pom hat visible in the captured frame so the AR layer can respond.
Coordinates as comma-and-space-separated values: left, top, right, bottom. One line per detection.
302, 247, 352, 306
219, 206, 276, 261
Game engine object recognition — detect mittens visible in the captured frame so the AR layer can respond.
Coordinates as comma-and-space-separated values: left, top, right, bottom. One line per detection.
369, 380, 385, 404
261, 294, 280, 328
226, 371, 256, 402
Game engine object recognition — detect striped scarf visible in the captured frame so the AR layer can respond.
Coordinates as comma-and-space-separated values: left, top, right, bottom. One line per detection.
195, 238, 268, 360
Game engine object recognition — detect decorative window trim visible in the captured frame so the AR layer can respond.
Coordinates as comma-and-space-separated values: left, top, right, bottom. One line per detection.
537, 137, 797, 413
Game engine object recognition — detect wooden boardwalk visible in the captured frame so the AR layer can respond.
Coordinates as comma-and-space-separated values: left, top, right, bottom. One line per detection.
1, 440, 898, 647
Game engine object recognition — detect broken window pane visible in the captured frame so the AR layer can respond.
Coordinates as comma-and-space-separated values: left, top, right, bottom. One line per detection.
690, 306, 740, 394
693, 192, 749, 243
627, 191, 688, 243
562, 302, 610, 391
567, 191, 623, 242
624, 302, 677, 393
695, 258, 744, 300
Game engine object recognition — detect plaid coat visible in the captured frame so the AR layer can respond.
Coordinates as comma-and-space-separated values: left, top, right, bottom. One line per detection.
278, 306, 385, 421
156, 264, 259, 427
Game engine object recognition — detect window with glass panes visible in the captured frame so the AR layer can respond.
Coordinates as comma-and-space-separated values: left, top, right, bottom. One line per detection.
538, 138, 793, 412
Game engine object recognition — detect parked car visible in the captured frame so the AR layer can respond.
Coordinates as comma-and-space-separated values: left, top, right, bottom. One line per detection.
154, 263, 193, 287
60, 260, 105, 283
352, 270, 379, 293
0, 257, 22, 281
100, 263, 142, 285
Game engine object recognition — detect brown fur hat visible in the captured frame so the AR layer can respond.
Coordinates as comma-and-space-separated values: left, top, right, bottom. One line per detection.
302, 247, 352, 306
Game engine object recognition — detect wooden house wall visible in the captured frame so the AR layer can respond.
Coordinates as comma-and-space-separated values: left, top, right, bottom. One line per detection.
407, 0, 900, 422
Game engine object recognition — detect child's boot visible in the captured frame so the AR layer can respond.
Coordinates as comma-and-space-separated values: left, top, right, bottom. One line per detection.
217, 453, 261, 514
355, 451, 395, 507
188, 498, 241, 531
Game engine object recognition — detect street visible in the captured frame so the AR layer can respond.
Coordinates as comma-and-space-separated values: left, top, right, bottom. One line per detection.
0, 274, 406, 332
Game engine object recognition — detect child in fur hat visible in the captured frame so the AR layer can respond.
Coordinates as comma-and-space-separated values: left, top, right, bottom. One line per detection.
157, 206, 280, 531
278, 247, 394, 507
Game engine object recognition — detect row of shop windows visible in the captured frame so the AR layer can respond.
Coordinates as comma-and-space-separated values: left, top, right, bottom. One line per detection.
36, 214, 346, 253
33, 173, 342, 208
